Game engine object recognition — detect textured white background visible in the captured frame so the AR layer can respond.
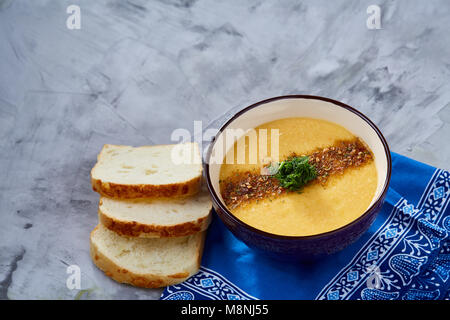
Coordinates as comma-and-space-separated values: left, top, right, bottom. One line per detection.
0, 0, 449, 299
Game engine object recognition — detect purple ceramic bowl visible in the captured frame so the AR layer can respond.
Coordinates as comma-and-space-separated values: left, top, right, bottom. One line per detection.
204, 95, 391, 260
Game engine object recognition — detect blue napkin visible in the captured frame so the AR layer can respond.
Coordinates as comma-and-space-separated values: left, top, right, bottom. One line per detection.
161, 152, 450, 300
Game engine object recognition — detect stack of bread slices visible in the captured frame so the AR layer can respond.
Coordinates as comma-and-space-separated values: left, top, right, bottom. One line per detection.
89, 142, 212, 288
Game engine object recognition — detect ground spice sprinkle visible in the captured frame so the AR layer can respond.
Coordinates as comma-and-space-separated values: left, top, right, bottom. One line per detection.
220, 138, 373, 209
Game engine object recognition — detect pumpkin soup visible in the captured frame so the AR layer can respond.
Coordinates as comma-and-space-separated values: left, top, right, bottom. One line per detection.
219, 118, 377, 236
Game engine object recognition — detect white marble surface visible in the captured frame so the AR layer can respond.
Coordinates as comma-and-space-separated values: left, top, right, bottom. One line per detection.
0, 0, 449, 299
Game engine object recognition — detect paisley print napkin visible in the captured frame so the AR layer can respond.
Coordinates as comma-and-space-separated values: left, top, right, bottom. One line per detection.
161, 152, 450, 300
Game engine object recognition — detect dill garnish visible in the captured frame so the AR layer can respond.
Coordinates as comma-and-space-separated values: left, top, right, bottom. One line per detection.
274, 156, 317, 191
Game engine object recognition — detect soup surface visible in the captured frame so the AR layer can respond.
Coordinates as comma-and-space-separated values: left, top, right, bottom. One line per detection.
219, 117, 377, 236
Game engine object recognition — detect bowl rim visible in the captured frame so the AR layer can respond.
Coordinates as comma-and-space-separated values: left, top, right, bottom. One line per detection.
204, 94, 392, 241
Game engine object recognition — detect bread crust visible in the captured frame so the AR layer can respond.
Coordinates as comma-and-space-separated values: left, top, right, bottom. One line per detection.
90, 226, 206, 288
98, 205, 212, 238
91, 175, 202, 199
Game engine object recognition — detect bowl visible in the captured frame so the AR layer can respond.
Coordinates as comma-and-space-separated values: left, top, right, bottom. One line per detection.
204, 95, 391, 260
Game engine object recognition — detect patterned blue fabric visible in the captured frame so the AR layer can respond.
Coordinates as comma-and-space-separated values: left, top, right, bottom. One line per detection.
160, 152, 450, 300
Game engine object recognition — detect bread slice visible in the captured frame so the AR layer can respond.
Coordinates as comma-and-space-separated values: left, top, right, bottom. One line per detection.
98, 189, 212, 238
90, 224, 205, 288
91, 143, 202, 199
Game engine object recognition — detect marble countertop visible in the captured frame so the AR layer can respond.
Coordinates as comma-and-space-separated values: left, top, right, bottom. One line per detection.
1, 0, 449, 299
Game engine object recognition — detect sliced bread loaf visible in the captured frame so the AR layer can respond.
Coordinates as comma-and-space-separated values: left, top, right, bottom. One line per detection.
98, 188, 212, 238
90, 224, 205, 288
91, 143, 202, 199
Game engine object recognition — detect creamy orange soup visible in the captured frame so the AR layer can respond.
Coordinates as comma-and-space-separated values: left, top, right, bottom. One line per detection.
219, 117, 378, 236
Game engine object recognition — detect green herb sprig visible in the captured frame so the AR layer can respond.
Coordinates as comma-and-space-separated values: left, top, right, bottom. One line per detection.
274, 156, 317, 191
